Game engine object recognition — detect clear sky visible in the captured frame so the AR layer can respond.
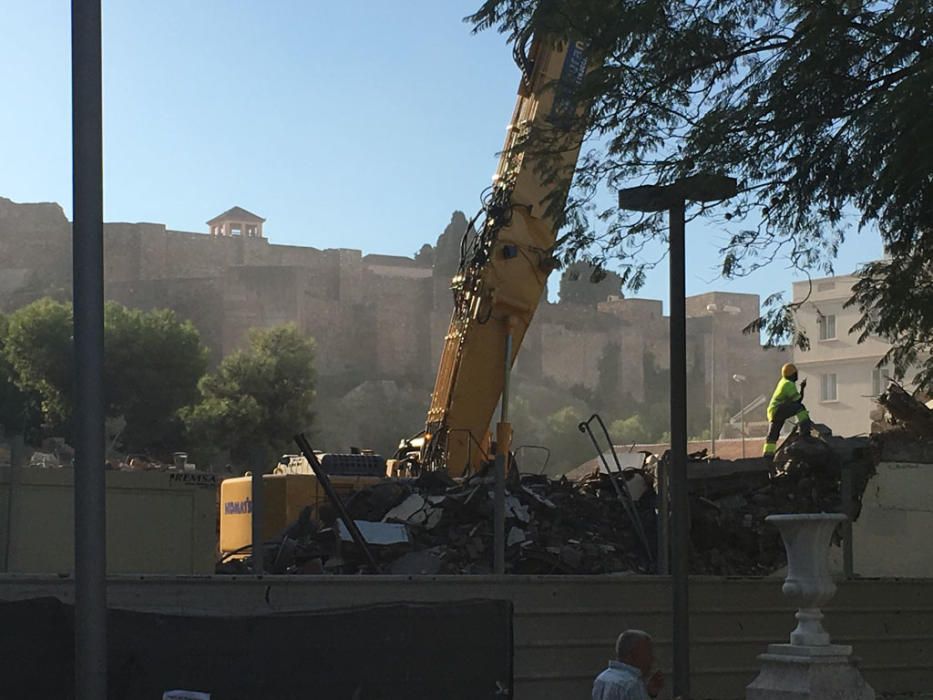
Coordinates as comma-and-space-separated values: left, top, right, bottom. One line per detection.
1, 0, 883, 309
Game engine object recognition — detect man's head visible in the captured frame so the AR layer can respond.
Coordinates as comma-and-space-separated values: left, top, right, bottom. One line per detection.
782, 363, 798, 382
616, 629, 654, 676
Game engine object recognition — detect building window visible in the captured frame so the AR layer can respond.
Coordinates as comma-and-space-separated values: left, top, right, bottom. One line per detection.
872, 366, 891, 396
818, 314, 836, 340
820, 373, 838, 402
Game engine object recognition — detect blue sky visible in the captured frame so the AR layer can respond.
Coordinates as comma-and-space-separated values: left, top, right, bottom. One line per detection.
1, 0, 882, 308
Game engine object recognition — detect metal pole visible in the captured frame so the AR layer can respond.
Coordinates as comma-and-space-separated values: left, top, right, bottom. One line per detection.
669, 201, 690, 699
72, 1, 107, 696
709, 318, 715, 458
494, 328, 513, 575
294, 433, 382, 572
502, 331, 512, 426
251, 464, 264, 575
740, 382, 746, 459
3, 435, 25, 572
577, 416, 654, 565
657, 458, 669, 576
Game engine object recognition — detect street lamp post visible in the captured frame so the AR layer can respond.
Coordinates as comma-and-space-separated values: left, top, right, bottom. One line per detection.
72, 1, 107, 698
618, 174, 737, 700
733, 374, 747, 459
706, 303, 740, 458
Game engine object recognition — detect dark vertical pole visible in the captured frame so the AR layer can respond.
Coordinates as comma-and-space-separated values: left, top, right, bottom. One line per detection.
841, 466, 854, 578
72, 1, 107, 697
709, 321, 715, 457
293, 434, 381, 572
657, 458, 669, 575
251, 465, 264, 575
739, 382, 746, 459
3, 435, 25, 572
493, 330, 512, 575
669, 201, 690, 699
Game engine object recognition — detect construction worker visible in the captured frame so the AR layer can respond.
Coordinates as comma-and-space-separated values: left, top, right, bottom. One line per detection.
763, 363, 813, 461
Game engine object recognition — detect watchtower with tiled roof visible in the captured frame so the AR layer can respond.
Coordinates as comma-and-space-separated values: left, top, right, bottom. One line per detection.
207, 206, 265, 238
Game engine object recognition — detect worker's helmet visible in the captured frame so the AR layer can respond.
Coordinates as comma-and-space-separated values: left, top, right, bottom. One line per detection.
781, 363, 798, 379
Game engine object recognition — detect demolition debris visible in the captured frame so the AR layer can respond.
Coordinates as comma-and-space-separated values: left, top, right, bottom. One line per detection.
218, 430, 879, 577
874, 383, 933, 439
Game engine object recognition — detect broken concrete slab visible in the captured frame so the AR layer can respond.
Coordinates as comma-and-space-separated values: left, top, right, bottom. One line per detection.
381, 493, 443, 529
383, 493, 426, 522
505, 496, 530, 523
338, 520, 409, 546
507, 527, 526, 547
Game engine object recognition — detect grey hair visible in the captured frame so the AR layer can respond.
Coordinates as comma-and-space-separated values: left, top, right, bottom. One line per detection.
616, 629, 652, 660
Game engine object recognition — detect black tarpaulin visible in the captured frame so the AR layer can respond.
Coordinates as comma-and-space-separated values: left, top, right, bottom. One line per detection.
0, 597, 513, 699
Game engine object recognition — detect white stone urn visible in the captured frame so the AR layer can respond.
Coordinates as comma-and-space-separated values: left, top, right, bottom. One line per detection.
766, 513, 846, 647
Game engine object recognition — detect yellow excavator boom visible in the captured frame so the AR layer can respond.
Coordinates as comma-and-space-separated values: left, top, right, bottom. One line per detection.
421, 36, 591, 476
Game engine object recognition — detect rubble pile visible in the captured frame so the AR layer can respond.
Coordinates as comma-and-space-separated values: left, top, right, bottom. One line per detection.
874, 383, 933, 439
219, 433, 876, 577
220, 468, 659, 576
689, 435, 874, 574
0, 436, 201, 473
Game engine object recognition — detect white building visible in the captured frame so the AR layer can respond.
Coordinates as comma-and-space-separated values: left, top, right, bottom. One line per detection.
792, 274, 894, 437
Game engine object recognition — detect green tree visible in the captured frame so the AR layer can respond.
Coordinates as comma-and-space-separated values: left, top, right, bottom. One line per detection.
182, 324, 316, 466
0, 313, 42, 438
609, 415, 652, 445
3, 298, 209, 450
546, 404, 585, 438
4, 298, 73, 433
470, 1, 933, 386
104, 303, 208, 452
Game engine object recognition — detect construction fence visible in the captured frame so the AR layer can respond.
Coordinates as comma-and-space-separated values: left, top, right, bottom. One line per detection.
1, 575, 931, 699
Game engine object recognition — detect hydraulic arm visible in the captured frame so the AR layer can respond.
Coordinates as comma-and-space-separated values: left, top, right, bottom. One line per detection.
420, 36, 591, 476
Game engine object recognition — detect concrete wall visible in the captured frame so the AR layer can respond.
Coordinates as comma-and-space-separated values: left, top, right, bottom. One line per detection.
537, 320, 610, 391
0, 575, 929, 699
686, 292, 783, 411
0, 198, 72, 309
529, 302, 662, 401
107, 277, 226, 357
368, 271, 433, 379
0, 468, 217, 575
220, 265, 304, 353
854, 460, 933, 577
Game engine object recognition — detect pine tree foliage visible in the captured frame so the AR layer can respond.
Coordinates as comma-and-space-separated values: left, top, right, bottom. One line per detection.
468, 0, 933, 386
182, 324, 316, 466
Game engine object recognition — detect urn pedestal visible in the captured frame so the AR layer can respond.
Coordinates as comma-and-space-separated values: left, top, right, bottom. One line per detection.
746, 514, 874, 700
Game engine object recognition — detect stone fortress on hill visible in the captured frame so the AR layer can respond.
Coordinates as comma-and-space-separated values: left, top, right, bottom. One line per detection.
0, 196, 784, 464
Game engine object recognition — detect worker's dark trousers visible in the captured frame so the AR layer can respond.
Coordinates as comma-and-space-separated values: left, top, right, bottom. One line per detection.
763, 401, 810, 457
